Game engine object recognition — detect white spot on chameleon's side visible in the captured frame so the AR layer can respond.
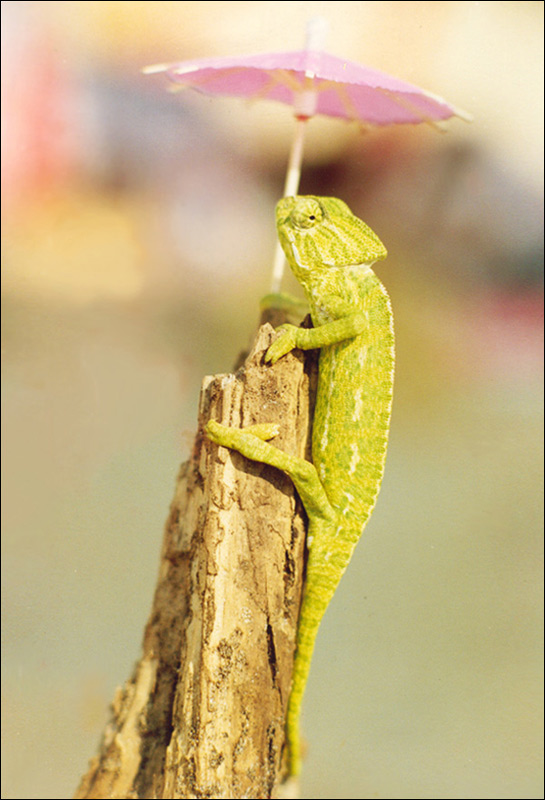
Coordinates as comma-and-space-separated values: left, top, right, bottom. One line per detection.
353, 388, 364, 421
348, 443, 360, 475
320, 349, 338, 451
357, 345, 368, 369
320, 427, 329, 452
343, 492, 355, 507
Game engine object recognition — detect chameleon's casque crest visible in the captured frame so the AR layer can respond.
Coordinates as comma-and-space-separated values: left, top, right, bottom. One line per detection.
276, 195, 387, 276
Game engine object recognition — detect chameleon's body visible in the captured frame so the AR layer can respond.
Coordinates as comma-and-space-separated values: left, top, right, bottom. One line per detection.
206, 196, 394, 775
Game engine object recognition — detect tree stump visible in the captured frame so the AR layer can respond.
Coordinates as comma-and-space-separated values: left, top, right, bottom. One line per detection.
75, 321, 317, 799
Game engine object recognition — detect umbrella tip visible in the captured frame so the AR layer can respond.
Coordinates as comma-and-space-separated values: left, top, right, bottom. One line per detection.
453, 105, 474, 123
305, 16, 329, 51
141, 63, 169, 75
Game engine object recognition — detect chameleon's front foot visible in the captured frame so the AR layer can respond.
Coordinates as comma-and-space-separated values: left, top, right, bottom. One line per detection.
265, 324, 300, 364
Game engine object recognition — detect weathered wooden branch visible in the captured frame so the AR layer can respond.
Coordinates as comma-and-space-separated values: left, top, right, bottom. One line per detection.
75, 320, 317, 799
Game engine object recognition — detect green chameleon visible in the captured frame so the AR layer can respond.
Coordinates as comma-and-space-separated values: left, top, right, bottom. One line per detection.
206, 195, 395, 776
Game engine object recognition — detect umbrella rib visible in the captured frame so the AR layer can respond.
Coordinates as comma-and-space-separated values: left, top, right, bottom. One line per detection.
375, 87, 450, 129
246, 68, 313, 108
164, 67, 254, 96
168, 65, 286, 94
321, 80, 365, 122
170, 65, 318, 113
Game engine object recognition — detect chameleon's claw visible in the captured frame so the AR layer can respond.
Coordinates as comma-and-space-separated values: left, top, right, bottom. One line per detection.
205, 420, 227, 445
243, 423, 280, 441
205, 420, 280, 446
265, 325, 299, 364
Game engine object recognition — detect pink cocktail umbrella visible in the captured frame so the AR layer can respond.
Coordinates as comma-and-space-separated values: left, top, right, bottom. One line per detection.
144, 20, 470, 290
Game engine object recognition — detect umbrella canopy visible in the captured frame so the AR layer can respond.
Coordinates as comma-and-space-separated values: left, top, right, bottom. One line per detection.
145, 32, 470, 290
145, 48, 468, 127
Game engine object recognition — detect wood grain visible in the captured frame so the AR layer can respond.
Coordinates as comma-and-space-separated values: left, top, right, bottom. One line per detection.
75, 322, 317, 799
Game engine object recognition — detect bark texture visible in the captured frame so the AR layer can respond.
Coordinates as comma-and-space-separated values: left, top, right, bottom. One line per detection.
75, 322, 317, 799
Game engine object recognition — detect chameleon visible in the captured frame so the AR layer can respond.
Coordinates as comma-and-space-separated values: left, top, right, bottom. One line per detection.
206, 195, 394, 775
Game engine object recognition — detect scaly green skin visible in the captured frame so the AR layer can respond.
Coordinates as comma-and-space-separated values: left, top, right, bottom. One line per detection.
206, 196, 394, 776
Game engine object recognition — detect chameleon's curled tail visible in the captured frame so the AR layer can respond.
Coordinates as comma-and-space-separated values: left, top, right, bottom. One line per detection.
286, 530, 367, 775
286, 551, 347, 775
286, 589, 326, 775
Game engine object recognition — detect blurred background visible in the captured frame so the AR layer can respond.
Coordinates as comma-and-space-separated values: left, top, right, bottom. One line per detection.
1, 2, 543, 798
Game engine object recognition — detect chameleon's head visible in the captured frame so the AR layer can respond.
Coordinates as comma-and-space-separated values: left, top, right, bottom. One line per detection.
275, 196, 387, 277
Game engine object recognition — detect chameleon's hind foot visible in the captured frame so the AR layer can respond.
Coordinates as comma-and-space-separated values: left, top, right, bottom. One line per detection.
206, 420, 280, 448
240, 422, 280, 441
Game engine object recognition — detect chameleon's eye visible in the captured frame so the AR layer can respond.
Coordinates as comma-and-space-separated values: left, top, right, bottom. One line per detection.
291, 200, 324, 230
